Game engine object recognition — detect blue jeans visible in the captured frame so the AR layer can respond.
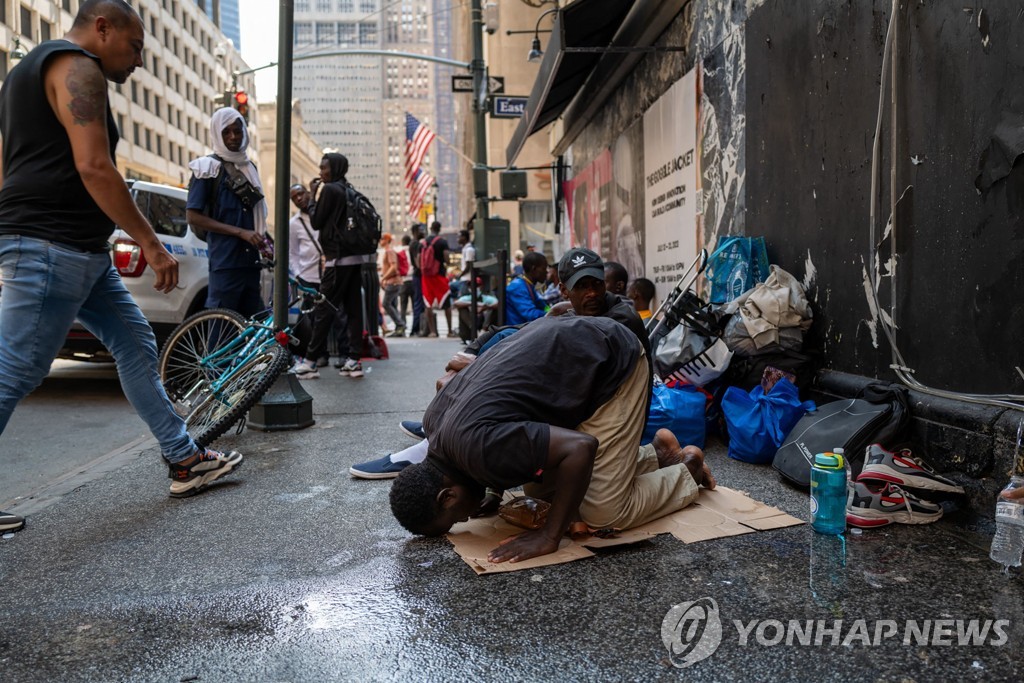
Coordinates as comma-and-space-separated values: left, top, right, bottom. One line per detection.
0, 235, 196, 463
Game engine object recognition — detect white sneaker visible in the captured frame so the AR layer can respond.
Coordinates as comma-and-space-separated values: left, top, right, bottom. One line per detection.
339, 358, 363, 378
292, 358, 320, 379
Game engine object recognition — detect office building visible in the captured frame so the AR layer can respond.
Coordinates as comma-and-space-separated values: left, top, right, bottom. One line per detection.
292, 0, 461, 235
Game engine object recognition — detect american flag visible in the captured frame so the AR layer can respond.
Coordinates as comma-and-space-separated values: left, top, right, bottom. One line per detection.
409, 167, 435, 217
404, 112, 436, 189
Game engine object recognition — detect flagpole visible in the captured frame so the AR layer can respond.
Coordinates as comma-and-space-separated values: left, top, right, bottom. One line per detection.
431, 129, 475, 168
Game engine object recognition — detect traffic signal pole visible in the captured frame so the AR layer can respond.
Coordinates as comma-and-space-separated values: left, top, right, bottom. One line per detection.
273, 0, 294, 334
471, 0, 490, 232
246, 0, 315, 432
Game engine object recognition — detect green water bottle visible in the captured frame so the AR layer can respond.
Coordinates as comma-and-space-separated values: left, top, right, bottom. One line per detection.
810, 452, 847, 535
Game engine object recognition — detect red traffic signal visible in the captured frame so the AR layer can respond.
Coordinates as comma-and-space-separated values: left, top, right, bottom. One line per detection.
233, 90, 249, 122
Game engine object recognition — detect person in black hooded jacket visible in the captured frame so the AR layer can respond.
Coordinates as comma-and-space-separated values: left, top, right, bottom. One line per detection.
292, 152, 373, 379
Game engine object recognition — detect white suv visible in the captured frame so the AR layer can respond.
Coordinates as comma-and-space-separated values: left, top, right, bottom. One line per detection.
59, 181, 210, 361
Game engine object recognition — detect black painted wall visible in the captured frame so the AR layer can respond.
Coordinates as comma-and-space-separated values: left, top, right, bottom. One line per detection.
745, 0, 1024, 395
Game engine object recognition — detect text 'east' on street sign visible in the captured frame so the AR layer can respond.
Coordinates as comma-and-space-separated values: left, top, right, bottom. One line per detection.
490, 96, 528, 118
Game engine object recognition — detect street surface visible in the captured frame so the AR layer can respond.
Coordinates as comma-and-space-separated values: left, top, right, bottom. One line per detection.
0, 360, 146, 505
1, 337, 1022, 682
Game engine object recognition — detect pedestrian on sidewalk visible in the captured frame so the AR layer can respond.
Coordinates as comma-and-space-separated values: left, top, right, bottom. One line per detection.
379, 233, 405, 337
285, 183, 334, 370
456, 228, 475, 298
297, 153, 375, 379
186, 107, 269, 319
409, 223, 426, 336
398, 234, 415, 328
0, 0, 243, 533
420, 221, 453, 337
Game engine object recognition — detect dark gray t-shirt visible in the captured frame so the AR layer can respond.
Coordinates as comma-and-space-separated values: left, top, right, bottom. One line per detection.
423, 315, 641, 491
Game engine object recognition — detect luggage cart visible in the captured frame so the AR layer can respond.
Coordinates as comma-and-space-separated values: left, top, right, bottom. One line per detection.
646, 249, 733, 386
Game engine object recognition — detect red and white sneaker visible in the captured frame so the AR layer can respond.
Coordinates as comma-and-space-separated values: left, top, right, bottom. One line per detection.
846, 481, 943, 528
858, 444, 964, 494
168, 446, 243, 498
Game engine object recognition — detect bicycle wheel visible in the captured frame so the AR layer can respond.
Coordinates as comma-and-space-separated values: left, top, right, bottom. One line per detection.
185, 343, 289, 446
159, 308, 248, 405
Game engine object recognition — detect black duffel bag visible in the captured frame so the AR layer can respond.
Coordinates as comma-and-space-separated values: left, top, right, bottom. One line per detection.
772, 382, 910, 487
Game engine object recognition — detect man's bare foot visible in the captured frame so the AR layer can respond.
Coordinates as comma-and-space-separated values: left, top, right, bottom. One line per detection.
652, 429, 717, 489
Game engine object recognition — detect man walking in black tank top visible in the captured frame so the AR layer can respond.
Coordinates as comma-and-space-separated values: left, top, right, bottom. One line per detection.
0, 0, 243, 535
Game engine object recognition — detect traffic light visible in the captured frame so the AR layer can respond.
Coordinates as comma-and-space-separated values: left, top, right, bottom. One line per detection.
233, 90, 249, 122
215, 90, 233, 109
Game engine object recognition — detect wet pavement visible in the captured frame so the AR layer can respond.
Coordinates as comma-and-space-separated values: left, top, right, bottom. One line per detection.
1, 336, 1022, 682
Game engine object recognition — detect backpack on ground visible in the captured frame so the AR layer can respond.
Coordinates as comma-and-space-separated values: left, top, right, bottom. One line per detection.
419, 235, 440, 275
396, 249, 410, 277
772, 382, 911, 487
319, 183, 381, 256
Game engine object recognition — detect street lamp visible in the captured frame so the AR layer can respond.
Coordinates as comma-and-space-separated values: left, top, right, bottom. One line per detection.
526, 8, 558, 62
10, 36, 27, 63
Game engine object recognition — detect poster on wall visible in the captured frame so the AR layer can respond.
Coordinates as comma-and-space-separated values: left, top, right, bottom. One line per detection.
564, 150, 612, 253
643, 68, 698, 301
609, 122, 646, 282
563, 135, 646, 281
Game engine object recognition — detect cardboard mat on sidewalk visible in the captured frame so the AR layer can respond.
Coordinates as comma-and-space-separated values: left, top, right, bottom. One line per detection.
446, 486, 803, 575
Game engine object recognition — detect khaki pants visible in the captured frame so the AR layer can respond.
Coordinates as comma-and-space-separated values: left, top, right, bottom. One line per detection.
525, 350, 699, 529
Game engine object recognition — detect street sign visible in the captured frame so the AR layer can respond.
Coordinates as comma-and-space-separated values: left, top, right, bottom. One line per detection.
451, 75, 474, 92
491, 96, 528, 119
451, 74, 506, 94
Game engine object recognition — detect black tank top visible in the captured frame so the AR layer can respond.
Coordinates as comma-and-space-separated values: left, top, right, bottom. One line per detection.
0, 40, 119, 252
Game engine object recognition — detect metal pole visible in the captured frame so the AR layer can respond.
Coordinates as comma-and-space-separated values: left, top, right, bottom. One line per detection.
469, 264, 478, 340
247, 0, 315, 433
471, 0, 489, 229
496, 249, 507, 327
234, 49, 471, 77
273, 0, 294, 331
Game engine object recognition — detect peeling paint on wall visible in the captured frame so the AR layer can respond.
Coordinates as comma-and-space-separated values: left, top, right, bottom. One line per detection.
802, 249, 817, 292
860, 262, 880, 349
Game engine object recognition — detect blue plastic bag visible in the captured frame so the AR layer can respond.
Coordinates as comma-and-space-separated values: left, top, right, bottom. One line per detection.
721, 378, 815, 464
641, 382, 706, 449
705, 235, 771, 304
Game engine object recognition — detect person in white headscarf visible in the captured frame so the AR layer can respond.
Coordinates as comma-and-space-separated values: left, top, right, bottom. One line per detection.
185, 107, 269, 318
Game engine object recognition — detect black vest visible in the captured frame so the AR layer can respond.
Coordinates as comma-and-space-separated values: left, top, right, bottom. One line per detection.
0, 40, 119, 252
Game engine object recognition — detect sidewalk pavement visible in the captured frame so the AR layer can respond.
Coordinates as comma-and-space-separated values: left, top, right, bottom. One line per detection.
1, 336, 1022, 682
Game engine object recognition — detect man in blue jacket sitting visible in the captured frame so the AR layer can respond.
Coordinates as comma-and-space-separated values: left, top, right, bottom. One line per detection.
504, 251, 549, 325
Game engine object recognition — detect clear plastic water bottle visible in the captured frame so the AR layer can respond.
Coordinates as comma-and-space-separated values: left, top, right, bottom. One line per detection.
990, 475, 1024, 568
811, 452, 847, 535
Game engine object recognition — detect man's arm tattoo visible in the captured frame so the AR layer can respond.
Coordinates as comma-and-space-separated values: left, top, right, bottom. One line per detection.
65, 58, 106, 126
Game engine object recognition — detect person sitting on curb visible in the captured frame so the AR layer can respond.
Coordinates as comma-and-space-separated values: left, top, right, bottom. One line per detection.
604, 260, 629, 297
388, 316, 716, 564
504, 251, 549, 325
349, 247, 650, 481
628, 277, 656, 322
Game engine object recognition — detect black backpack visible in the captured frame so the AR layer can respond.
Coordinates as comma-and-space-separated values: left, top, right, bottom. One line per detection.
323, 183, 381, 257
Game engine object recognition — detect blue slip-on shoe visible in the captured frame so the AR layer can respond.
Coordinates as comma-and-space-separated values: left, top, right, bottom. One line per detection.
399, 420, 426, 440
349, 455, 410, 480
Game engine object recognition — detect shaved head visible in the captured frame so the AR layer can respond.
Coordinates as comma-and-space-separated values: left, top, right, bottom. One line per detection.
73, 0, 140, 30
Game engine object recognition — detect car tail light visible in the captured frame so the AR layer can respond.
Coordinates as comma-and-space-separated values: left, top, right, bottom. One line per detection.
112, 238, 147, 277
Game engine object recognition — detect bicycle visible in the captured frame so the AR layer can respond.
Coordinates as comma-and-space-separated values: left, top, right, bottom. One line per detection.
158, 276, 325, 446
